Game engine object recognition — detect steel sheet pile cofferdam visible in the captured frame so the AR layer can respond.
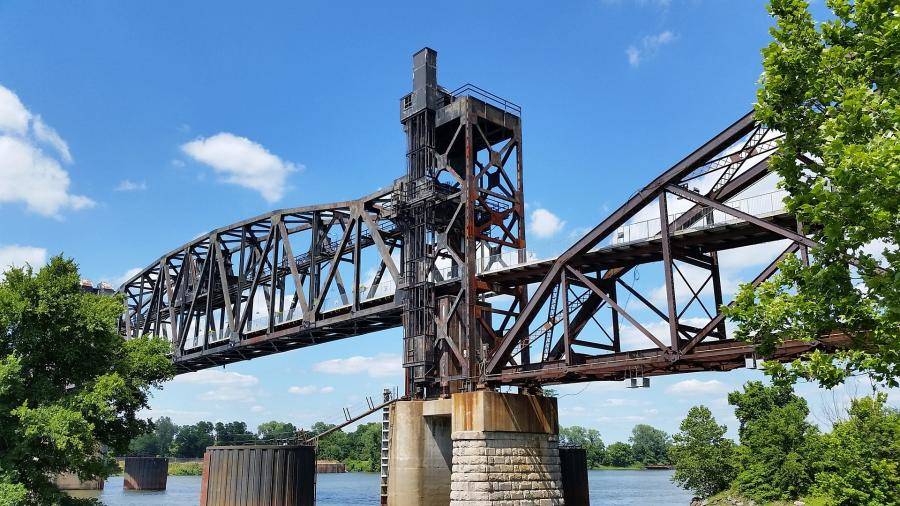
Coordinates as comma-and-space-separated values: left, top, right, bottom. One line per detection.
119, 48, 849, 399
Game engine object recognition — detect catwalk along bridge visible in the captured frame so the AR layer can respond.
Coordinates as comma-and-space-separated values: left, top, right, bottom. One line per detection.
119, 49, 849, 399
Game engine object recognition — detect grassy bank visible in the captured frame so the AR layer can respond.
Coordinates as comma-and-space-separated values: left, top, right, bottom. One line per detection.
705, 490, 829, 506
111, 460, 204, 476
591, 464, 646, 471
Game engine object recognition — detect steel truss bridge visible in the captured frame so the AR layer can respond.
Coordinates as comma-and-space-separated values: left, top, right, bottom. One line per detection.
120, 48, 848, 398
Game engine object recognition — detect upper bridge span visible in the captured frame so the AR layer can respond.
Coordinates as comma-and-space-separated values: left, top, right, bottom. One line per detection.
119, 49, 849, 395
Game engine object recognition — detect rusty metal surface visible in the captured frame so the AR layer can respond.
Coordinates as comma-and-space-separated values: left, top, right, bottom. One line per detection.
559, 447, 590, 506
118, 48, 858, 397
123, 457, 168, 491
201, 445, 315, 506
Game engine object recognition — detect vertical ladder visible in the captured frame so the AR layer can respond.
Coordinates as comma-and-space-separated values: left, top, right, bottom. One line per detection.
380, 388, 392, 505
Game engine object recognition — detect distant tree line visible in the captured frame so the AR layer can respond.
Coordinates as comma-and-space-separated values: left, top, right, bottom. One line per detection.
128, 418, 383, 472
559, 423, 672, 469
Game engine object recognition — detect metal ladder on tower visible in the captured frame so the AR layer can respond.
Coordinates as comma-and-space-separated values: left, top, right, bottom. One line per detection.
380, 387, 392, 505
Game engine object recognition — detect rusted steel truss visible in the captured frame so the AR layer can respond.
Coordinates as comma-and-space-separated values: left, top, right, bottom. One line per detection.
119, 188, 406, 372
481, 112, 850, 386
120, 49, 851, 392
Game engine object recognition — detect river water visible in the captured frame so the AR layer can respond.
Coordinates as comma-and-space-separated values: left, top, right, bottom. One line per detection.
77, 470, 694, 505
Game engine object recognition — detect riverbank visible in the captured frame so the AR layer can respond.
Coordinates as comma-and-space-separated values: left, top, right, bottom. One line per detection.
112, 460, 203, 476
698, 491, 829, 506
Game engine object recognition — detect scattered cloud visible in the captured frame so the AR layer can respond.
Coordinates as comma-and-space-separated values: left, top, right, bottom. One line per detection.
666, 379, 730, 396
199, 387, 257, 403
115, 179, 147, 192
288, 385, 334, 395
250, 405, 265, 413
32, 116, 72, 163
626, 30, 677, 67
173, 369, 260, 387
181, 133, 301, 202
112, 267, 142, 288
171, 159, 186, 168
0, 244, 47, 275
313, 353, 401, 378
0, 85, 93, 218
529, 208, 566, 239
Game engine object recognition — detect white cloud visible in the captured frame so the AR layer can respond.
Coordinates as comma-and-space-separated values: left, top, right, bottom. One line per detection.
666, 379, 730, 396
173, 369, 259, 387
529, 208, 566, 239
112, 267, 142, 288
250, 405, 265, 413
0, 136, 94, 217
199, 387, 256, 403
320, 386, 335, 394
313, 353, 402, 378
115, 179, 147, 192
626, 30, 677, 67
181, 133, 301, 202
0, 245, 47, 274
32, 115, 72, 163
0, 85, 30, 135
288, 385, 319, 395
0, 85, 93, 218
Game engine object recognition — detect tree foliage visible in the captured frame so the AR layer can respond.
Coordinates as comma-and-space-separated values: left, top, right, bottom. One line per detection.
605, 442, 634, 467
812, 393, 900, 505
0, 256, 174, 505
669, 406, 738, 498
170, 421, 215, 458
629, 424, 671, 465
728, 381, 820, 501
727, 0, 900, 388
257, 420, 298, 442
560, 426, 606, 468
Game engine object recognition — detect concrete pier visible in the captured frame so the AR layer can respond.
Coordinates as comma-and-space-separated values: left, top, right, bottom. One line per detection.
387, 391, 564, 506
53, 472, 104, 491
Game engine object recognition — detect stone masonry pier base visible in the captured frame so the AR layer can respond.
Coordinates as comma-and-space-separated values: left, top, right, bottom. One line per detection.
387, 390, 563, 506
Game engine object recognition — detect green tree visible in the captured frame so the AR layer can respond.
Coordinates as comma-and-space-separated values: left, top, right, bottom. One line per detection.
347, 423, 381, 472
670, 406, 738, 498
605, 442, 634, 467
171, 421, 215, 458
560, 425, 606, 469
812, 394, 900, 505
726, 0, 900, 388
311, 422, 350, 462
0, 256, 174, 505
728, 381, 820, 501
214, 421, 251, 445
629, 424, 671, 465
257, 420, 297, 442
128, 417, 177, 457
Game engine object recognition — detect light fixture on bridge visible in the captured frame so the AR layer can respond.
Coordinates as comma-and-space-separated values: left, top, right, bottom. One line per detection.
744, 353, 758, 369
627, 372, 650, 389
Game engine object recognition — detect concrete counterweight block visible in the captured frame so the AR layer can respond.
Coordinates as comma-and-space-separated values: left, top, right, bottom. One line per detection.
123, 456, 168, 490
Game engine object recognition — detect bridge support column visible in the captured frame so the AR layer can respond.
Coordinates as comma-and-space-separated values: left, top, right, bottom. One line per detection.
387, 391, 563, 505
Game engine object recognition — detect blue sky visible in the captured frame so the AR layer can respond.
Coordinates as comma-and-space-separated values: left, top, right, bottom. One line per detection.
2, 0, 887, 444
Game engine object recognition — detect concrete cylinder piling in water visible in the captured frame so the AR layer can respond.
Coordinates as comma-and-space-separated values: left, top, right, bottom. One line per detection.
123, 457, 168, 490
200, 445, 316, 506
559, 447, 590, 506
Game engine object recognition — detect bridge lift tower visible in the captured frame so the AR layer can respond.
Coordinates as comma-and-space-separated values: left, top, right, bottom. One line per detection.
396, 48, 527, 400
